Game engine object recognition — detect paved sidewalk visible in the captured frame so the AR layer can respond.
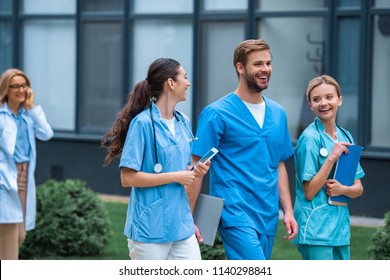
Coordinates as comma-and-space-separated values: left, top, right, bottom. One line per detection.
100, 194, 385, 228
350, 215, 384, 227
99, 194, 129, 204
278, 210, 384, 228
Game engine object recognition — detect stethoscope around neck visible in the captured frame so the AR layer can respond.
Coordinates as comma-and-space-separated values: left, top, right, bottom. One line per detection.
149, 103, 197, 173
315, 121, 352, 157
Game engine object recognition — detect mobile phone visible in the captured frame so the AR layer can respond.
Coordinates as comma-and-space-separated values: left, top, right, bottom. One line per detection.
191, 147, 219, 170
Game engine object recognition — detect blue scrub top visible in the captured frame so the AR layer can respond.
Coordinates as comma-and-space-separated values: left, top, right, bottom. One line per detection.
293, 118, 365, 246
192, 93, 293, 236
119, 103, 194, 243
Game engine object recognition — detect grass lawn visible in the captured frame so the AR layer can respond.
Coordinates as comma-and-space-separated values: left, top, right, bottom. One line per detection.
271, 221, 377, 260
98, 202, 377, 260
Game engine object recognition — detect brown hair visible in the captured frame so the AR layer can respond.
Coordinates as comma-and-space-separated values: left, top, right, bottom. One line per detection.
306, 75, 341, 102
0, 68, 31, 103
233, 39, 271, 78
101, 58, 181, 166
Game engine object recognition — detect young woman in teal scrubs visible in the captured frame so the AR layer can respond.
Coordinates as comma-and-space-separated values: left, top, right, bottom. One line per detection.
293, 75, 364, 260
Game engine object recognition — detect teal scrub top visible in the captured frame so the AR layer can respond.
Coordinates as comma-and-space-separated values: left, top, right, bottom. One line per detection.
293, 118, 365, 246
192, 93, 293, 236
119, 103, 194, 243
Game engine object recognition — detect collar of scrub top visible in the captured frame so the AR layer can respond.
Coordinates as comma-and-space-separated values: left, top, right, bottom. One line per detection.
149, 101, 197, 173
314, 118, 352, 157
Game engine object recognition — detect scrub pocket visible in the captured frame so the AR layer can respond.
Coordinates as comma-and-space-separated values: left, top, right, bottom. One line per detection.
265, 138, 283, 168
132, 198, 164, 239
298, 204, 330, 244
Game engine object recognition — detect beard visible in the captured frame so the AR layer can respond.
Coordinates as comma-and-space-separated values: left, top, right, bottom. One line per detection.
244, 71, 269, 94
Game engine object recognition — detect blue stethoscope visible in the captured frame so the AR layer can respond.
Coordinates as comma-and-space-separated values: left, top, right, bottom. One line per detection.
315, 121, 352, 157
149, 104, 197, 173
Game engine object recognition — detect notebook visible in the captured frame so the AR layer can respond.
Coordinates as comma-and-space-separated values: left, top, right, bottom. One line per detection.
193, 194, 224, 246
328, 145, 363, 206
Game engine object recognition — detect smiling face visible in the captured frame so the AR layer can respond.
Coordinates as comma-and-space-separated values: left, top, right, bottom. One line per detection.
7, 75, 28, 107
309, 82, 342, 123
171, 65, 191, 102
240, 50, 272, 93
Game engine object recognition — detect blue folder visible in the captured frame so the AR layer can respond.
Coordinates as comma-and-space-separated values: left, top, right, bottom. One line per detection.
328, 145, 363, 206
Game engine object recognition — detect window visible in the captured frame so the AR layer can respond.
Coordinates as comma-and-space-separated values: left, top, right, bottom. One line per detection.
375, 0, 390, 8
371, 15, 390, 147
258, 17, 325, 139
200, 22, 245, 107
338, 0, 360, 8
0, 22, 12, 72
335, 18, 360, 140
257, 0, 326, 11
79, 23, 123, 133
22, 0, 76, 14
133, 0, 193, 14
23, 20, 76, 131
202, 0, 247, 11
131, 20, 193, 117
0, 0, 12, 13
83, 0, 124, 12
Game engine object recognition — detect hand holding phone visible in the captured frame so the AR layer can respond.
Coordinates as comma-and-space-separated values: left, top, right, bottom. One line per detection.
191, 147, 219, 171
23, 87, 35, 110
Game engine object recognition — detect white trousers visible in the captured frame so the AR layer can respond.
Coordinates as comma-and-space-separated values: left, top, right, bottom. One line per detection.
128, 234, 201, 260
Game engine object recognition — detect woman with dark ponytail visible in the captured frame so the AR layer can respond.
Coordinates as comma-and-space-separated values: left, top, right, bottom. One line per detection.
102, 58, 209, 260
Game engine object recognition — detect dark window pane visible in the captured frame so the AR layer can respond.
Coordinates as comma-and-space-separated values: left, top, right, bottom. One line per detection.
83, 0, 123, 12
338, 0, 361, 8
371, 15, 390, 147
80, 23, 123, 133
0, 21, 12, 72
257, 0, 327, 11
0, 0, 12, 13
336, 18, 360, 139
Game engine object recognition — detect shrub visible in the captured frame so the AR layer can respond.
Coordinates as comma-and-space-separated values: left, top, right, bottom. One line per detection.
200, 233, 226, 260
369, 211, 390, 260
20, 179, 111, 259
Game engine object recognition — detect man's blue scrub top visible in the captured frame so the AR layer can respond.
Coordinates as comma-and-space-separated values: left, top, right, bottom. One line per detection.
192, 93, 293, 236
293, 118, 365, 246
120, 104, 194, 243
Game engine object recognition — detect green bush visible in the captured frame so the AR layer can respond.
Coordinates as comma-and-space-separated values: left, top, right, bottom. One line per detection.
200, 232, 226, 260
369, 211, 390, 260
20, 179, 111, 259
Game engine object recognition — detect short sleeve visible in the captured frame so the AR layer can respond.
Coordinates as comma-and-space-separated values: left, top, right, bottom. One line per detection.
119, 118, 146, 171
295, 132, 321, 183
192, 106, 224, 157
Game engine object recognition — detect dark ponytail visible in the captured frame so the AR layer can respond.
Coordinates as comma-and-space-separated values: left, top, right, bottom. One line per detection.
101, 58, 180, 166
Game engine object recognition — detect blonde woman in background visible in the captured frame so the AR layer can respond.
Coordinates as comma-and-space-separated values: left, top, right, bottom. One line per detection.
0, 68, 53, 259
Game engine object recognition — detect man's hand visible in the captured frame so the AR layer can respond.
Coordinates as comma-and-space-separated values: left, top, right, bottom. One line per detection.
282, 212, 298, 240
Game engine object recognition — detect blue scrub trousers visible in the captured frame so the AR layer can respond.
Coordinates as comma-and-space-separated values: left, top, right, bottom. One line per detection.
219, 226, 274, 260
297, 244, 350, 260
